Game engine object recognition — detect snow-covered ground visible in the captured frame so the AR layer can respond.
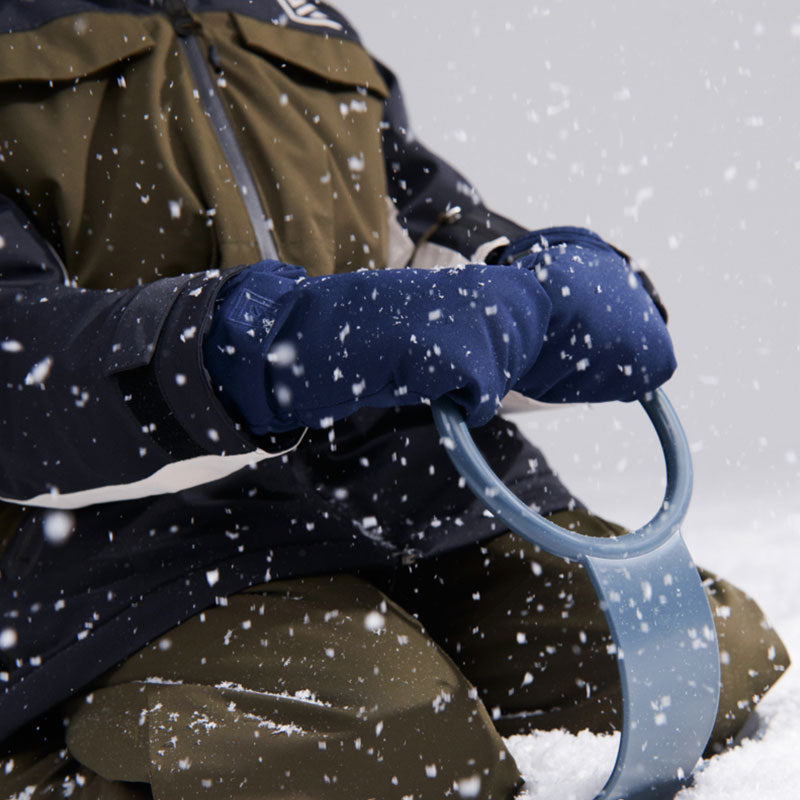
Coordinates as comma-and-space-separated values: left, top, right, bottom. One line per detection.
503, 445, 800, 799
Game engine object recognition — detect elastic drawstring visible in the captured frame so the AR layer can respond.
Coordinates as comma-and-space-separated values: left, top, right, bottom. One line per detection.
403, 205, 462, 268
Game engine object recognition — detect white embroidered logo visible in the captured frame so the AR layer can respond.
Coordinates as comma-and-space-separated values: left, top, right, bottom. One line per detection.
276, 0, 343, 31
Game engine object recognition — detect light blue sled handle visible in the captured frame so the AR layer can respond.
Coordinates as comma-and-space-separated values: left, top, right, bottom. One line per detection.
432, 389, 720, 800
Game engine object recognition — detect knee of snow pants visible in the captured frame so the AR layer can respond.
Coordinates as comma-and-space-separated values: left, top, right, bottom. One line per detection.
57, 575, 522, 800
368, 509, 790, 755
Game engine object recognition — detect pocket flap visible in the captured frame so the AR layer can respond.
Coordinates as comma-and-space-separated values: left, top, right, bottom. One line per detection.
0, 12, 155, 83
232, 13, 389, 98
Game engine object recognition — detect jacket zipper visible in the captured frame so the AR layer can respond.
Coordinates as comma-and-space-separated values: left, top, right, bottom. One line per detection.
164, 1, 280, 262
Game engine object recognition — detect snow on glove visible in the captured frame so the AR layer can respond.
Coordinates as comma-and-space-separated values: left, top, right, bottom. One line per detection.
204, 260, 553, 433
500, 226, 676, 403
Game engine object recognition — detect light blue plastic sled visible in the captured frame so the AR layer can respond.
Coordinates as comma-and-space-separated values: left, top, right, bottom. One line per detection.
432, 389, 720, 800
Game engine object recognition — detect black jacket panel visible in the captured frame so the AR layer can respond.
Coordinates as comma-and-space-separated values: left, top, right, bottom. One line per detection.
0, 195, 262, 504
1, 0, 359, 41
378, 62, 528, 256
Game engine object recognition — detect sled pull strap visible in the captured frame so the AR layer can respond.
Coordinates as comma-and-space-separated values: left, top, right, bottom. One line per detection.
432, 389, 720, 800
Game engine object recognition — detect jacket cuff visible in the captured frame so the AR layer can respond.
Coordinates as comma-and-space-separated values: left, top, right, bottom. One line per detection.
142, 268, 259, 458
117, 266, 304, 463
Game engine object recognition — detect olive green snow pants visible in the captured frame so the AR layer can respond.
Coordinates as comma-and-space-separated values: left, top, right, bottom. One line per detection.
1, 510, 789, 799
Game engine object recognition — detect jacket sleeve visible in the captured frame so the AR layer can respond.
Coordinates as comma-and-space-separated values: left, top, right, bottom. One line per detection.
377, 64, 671, 324
0, 196, 292, 510
377, 62, 527, 267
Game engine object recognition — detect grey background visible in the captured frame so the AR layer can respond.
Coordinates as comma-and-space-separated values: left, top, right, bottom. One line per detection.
336, 0, 799, 528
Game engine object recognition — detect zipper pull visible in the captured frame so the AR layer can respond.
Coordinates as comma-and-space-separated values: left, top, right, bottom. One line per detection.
208, 43, 223, 74
163, 0, 201, 37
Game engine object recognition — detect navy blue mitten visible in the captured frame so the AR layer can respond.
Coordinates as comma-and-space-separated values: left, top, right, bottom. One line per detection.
503, 227, 676, 403
204, 261, 552, 433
